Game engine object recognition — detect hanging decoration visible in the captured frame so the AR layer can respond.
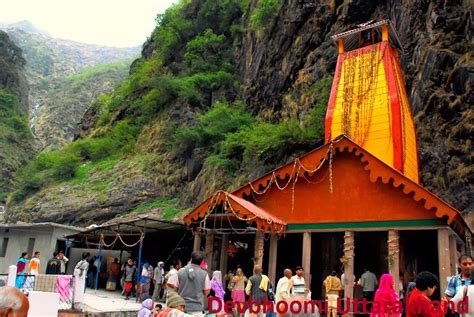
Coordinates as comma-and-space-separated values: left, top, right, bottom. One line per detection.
247, 137, 341, 214
341, 43, 386, 147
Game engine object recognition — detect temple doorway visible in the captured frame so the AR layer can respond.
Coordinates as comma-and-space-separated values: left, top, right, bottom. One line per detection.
400, 230, 440, 298
311, 232, 345, 299
227, 233, 256, 278
354, 231, 388, 281
275, 233, 303, 281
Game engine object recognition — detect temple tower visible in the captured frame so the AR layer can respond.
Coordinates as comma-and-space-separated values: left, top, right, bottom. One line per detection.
325, 20, 419, 183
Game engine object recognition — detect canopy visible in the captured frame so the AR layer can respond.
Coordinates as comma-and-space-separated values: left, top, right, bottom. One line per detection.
183, 190, 287, 235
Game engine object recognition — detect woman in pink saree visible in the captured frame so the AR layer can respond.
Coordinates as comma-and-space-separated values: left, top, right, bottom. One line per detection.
370, 274, 402, 317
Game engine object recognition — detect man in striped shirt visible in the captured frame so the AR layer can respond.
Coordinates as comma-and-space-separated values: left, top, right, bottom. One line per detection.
290, 266, 308, 297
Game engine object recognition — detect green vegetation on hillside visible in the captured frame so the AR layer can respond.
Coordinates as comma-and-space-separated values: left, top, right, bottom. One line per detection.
0, 90, 34, 202
8, 0, 330, 222
250, 0, 282, 29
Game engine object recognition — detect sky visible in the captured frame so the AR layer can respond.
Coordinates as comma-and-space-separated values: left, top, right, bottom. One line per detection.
0, 0, 178, 47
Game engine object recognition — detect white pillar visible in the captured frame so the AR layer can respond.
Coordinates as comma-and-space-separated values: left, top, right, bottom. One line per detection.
388, 230, 400, 293
438, 228, 451, 294
302, 232, 312, 287
7, 265, 16, 287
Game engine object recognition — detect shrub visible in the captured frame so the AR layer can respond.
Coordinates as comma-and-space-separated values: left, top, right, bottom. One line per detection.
173, 101, 255, 155
184, 29, 227, 73
249, 0, 281, 29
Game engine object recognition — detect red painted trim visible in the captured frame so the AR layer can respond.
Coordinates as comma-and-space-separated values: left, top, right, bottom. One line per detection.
383, 43, 404, 172
324, 54, 345, 143
392, 54, 420, 183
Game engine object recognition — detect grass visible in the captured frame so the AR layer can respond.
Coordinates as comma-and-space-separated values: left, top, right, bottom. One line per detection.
131, 198, 179, 214
73, 157, 119, 182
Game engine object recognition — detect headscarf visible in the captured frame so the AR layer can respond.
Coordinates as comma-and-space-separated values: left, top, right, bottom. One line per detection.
370, 274, 400, 317
16, 256, 29, 275
137, 298, 153, 317
140, 262, 150, 284
211, 270, 225, 299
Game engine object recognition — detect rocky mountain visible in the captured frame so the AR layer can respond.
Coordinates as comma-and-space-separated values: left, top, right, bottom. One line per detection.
0, 30, 35, 205
5, 0, 473, 226
0, 21, 138, 149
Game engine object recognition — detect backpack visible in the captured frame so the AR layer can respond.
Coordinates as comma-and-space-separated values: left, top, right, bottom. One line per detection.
267, 282, 275, 302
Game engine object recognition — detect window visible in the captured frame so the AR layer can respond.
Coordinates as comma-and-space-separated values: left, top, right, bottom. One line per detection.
27, 238, 35, 257
0, 238, 8, 257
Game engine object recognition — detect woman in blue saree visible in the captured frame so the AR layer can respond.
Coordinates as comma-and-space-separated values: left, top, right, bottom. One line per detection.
15, 252, 29, 289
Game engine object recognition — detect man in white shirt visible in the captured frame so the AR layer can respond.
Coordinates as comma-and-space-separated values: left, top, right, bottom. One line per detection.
167, 259, 182, 294
152, 261, 165, 302
276, 268, 292, 302
58, 251, 69, 274
341, 272, 355, 286
290, 266, 307, 297
360, 268, 378, 301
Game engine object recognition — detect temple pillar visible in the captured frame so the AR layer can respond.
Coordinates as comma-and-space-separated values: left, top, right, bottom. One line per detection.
205, 231, 214, 276
438, 228, 450, 293
254, 231, 264, 267
449, 234, 458, 275
220, 234, 229, 276
193, 231, 201, 252
268, 234, 278, 286
466, 231, 473, 256
388, 230, 400, 293
302, 232, 312, 287
343, 231, 355, 311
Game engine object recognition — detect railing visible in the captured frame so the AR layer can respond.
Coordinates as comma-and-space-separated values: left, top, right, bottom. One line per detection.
2, 266, 82, 311
32, 274, 75, 310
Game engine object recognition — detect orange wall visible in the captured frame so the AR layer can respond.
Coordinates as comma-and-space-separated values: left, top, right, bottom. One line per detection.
242, 151, 436, 224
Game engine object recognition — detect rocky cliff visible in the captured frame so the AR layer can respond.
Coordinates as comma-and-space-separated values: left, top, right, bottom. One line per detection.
0, 30, 35, 205
1, 21, 138, 149
6, 0, 473, 225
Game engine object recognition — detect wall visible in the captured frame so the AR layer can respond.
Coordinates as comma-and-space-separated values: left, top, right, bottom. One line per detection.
0, 226, 81, 273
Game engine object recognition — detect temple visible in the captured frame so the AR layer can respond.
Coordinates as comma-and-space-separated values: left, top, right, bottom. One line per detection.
182, 20, 471, 301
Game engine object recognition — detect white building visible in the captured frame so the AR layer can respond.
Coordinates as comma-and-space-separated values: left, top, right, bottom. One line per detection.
0, 223, 84, 274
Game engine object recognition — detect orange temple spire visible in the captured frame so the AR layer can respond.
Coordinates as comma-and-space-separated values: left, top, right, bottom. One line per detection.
325, 20, 419, 183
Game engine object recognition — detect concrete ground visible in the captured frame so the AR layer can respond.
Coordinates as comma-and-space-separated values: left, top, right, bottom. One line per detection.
80, 289, 142, 313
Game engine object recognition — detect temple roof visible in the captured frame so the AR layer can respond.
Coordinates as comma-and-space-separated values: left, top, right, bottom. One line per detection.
183, 136, 470, 238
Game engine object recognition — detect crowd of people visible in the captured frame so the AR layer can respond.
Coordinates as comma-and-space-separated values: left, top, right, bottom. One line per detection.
131, 253, 474, 317
3, 251, 474, 317
11, 250, 71, 289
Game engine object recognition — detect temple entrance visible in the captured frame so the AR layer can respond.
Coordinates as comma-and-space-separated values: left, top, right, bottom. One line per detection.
354, 231, 388, 281
400, 230, 439, 298
227, 233, 256, 278
311, 232, 344, 299
275, 233, 303, 281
